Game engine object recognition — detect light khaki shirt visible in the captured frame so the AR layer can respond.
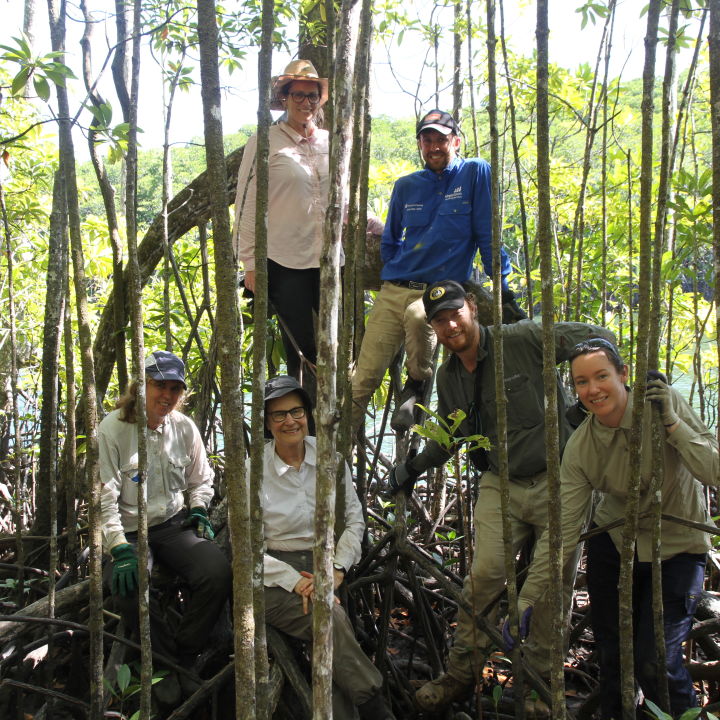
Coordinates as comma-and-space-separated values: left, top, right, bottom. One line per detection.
99, 409, 215, 550
519, 388, 718, 611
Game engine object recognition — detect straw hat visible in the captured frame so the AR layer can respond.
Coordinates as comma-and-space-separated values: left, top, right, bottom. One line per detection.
270, 59, 329, 110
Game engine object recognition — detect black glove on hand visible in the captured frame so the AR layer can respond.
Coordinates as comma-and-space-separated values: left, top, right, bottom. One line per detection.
388, 462, 420, 497
501, 288, 528, 324
502, 606, 533, 652
182, 506, 215, 540
646, 375, 678, 427
110, 543, 138, 597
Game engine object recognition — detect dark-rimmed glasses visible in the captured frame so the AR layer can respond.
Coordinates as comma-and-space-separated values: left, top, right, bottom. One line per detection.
288, 91, 320, 105
268, 406, 306, 423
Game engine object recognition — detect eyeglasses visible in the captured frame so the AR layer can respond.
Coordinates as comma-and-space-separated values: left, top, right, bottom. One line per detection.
268, 406, 307, 423
288, 91, 320, 105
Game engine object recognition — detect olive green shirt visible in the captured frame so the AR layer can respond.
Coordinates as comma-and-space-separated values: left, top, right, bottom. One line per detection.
518, 388, 718, 611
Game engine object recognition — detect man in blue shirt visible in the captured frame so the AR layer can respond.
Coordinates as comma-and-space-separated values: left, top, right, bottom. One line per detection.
351, 110, 524, 432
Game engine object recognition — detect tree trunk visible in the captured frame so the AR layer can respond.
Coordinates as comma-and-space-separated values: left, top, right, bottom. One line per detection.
195, 3, 255, 718
618, 3, 661, 718
46, 1, 103, 717
313, 0, 359, 715
535, 0, 565, 715
487, 1, 525, 716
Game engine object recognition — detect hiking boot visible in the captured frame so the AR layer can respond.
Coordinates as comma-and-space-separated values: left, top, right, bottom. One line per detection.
390, 378, 426, 433
415, 673, 474, 712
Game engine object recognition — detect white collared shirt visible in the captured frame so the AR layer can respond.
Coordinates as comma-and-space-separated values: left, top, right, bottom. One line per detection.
253, 436, 364, 592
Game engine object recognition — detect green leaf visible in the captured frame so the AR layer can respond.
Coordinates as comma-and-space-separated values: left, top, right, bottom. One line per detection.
11, 66, 31, 96
644, 699, 673, 720
117, 663, 131, 693
33, 75, 50, 102
492, 683, 502, 706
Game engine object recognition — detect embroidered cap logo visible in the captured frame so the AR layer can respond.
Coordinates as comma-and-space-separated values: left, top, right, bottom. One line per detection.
429, 287, 445, 301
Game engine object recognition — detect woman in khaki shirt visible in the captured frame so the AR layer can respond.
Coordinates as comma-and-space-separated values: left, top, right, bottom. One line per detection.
562, 338, 716, 719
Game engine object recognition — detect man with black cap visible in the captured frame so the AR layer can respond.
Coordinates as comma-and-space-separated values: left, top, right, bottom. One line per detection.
351, 109, 525, 434
388, 281, 613, 713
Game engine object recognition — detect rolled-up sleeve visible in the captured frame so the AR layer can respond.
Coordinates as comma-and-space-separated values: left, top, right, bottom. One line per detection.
99, 420, 129, 550
233, 134, 258, 271
334, 462, 364, 571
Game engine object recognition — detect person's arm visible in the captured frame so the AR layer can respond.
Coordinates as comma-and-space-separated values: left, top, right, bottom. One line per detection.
233, 134, 259, 272
98, 421, 129, 551
471, 160, 510, 287
380, 181, 405, 265
663, 387, 719, 485
183, 417, 215, 511
334, 462, 364, 572
518, 446, 593, 612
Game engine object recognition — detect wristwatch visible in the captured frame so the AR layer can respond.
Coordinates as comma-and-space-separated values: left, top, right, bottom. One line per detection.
333, 563, 346, 575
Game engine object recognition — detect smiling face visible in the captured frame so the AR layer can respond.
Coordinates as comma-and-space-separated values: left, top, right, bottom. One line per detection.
145, 379, 184, 429
417, 129, 461, 173
429, 298, 480, 355
571, 351, 629, 428
266, 391, 309, 451
283, 79, 322, 132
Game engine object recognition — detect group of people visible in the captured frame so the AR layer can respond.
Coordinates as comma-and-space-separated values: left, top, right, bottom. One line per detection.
97, 57, 718, 719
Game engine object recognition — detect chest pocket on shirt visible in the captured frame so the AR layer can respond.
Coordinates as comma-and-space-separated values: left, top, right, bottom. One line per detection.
402, 206, 430, 229
499, 373, 543, 429
167, 455, 190, 492
437, 202, 471, 236
119, 461, 141, 505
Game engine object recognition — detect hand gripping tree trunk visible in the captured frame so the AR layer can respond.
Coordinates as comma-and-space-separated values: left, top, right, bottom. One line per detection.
195, 3, 255, 717
46, 1, 102, 716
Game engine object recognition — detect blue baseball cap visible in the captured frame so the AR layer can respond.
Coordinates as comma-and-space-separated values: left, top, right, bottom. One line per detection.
144, 350, 186, 388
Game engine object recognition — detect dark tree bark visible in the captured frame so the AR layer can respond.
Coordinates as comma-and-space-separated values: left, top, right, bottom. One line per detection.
195, 3, 255, 717
487, 2, 525, 716
618, 3, 661, 718
46, 1, 103, 717
535, 1, 565, 716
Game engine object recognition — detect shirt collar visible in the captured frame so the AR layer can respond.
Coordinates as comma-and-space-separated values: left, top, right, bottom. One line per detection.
271, 436, 317, 475
278, 120, 315, 145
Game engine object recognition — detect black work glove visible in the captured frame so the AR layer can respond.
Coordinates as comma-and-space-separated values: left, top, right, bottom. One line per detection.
182, 506, 215, 540
501, 288, 527, 324
388, 462, 420, 497
645, 373, 678, 428
110, 543, 139, 597
502, 606, 533, 652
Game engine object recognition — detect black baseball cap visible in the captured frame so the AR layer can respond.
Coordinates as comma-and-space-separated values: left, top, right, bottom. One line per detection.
144, 350, 186, 388
423, 280, 469, 322
416, 109, 460, 137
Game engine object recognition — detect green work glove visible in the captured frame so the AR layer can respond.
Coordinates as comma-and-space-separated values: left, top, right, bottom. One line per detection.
110, 543, 138, 597
183, 506, 215, 540
646, 377, 679, 427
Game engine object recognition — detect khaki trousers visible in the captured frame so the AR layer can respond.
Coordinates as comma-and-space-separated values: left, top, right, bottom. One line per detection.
264, 550, 382, 719
351, 282, 436, 428
447, 471, 579, 683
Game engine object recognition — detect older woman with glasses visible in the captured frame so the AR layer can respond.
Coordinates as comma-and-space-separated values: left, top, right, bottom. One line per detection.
233, 60, 331, 395
516, 338, 717, 718
257, 375, 395, 720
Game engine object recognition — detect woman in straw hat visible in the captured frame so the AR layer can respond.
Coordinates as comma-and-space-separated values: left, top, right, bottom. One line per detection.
233, 60, 332, 395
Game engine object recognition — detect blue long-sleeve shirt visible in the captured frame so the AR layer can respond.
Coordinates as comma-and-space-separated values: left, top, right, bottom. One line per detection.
380, 156, 511, 287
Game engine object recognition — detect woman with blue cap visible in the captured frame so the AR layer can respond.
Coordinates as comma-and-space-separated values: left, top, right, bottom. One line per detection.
99, 350, 231, 680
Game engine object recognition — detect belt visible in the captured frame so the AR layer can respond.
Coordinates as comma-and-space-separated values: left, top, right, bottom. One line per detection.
390, 280, 428, 290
